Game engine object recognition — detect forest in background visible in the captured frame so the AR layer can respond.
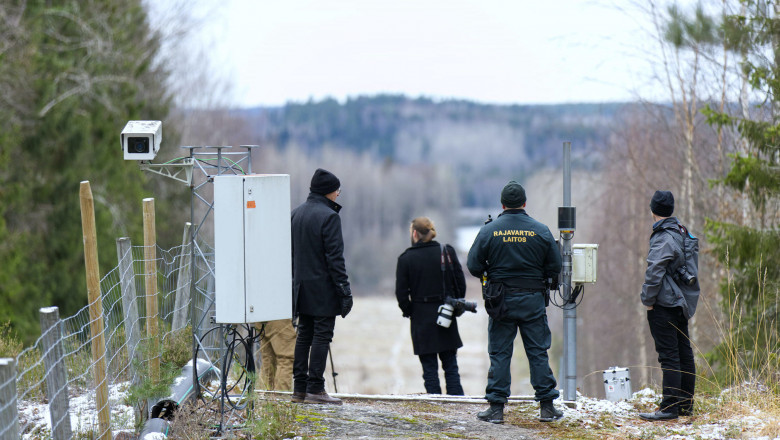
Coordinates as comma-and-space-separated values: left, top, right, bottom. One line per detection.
238, 97, 617, 207
1, 0, 778, 398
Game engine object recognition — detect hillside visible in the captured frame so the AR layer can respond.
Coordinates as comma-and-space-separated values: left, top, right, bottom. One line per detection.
236, 96, 623, 206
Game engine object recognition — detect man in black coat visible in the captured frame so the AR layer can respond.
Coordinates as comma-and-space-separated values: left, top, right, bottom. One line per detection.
291, 168, 353, 405
395, 217, 466, 395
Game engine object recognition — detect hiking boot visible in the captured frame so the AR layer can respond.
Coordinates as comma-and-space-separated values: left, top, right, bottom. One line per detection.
477, 402, 504, 424
639, 410, 678, 421
539, 400, 563, 422
291, 391, 306, 403
304, 391, 343, 405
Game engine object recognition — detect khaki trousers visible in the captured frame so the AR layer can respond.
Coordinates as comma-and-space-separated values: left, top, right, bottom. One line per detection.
257, 319, 297, 391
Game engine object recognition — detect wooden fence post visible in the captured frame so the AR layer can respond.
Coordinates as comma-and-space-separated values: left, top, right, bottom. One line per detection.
0, 358, 19, 440
172, 222, 192, 332
143, 198, 160, 383
39, 307, 73, 440
79, 181, 112, 440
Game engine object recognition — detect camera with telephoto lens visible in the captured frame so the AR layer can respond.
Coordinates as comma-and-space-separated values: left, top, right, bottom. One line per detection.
673, 265, 697, 286
436, 297, 478, 328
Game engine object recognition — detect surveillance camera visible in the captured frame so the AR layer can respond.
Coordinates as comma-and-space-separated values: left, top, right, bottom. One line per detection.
121, 120, 162, 161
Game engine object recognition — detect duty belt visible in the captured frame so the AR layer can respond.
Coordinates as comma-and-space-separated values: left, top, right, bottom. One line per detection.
496, 277, 545, 291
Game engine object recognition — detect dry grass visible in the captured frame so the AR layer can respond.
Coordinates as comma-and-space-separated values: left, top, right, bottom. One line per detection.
168, 404, 215, 440
0, 321, 22, 357
758, 419, 780, 438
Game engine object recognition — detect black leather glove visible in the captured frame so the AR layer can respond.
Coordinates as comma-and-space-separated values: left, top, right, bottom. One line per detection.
339, 283, 353, 318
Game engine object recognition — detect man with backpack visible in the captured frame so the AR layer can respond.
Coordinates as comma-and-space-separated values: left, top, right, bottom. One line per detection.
639, 190, 700, 421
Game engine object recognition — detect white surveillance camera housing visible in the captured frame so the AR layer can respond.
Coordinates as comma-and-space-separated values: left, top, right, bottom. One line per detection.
121, 120, 162, 161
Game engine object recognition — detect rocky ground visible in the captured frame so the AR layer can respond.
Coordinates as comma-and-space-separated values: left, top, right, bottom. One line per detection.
275, 388, 780, 440
288, 395, 543, 440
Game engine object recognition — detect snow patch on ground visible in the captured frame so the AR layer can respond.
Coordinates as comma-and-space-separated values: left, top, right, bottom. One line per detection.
19, 382, 135, 438
553, 388, 779, 440
15, 386, 780, 439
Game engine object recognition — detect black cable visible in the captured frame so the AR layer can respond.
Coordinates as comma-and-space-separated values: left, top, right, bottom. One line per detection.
549, 284, 586, 309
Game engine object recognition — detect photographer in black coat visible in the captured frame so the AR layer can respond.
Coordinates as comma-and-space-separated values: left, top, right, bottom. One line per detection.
395, 217, 466, 395
291, 168, 353, 405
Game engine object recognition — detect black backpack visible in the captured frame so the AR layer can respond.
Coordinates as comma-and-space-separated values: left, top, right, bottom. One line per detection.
665, 223, 699, 288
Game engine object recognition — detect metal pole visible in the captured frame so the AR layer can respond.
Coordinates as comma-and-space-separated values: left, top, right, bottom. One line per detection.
189, 148, 200, 399
561, 142, 577, 402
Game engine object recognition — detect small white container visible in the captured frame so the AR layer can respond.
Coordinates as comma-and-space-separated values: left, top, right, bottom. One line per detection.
572, 243, 599, 283
603, 366, 632, 402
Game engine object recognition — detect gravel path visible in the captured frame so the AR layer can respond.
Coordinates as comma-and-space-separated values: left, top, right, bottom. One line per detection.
293, 397, 544, 440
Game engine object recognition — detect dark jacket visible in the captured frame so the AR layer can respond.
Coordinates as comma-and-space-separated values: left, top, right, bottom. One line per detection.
467, 209, 561, 284
395, 241, 466, 355
641, 217, 700, 319
291, 193, 349, 317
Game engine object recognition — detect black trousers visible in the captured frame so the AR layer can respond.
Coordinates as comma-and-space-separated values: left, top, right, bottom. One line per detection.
418, 349, 464, 395
485, 289, 559, 403
647, 305, 695, 414
293, 314, 336, 394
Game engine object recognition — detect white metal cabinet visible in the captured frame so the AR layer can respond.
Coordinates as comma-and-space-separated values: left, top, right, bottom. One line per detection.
214, 174, 292, 323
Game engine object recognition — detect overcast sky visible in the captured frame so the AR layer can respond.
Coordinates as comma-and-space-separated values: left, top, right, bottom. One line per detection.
158, 0, 686, 107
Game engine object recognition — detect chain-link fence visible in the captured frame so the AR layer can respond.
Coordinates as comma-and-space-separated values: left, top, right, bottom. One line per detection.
0, 233, 218, 439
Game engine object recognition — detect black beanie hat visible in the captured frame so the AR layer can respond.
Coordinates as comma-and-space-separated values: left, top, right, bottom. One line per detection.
501, 181, 527, 208
310, 168, 341, 195
650, 190, 674, 217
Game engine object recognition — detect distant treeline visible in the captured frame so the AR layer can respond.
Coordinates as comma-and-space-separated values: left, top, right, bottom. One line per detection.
235, 96, 626, 206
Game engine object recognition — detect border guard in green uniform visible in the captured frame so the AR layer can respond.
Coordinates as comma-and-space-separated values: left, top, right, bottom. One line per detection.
467, 181, 564, 424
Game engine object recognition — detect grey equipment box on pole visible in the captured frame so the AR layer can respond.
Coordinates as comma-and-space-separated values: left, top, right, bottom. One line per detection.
603, 366, 632, 402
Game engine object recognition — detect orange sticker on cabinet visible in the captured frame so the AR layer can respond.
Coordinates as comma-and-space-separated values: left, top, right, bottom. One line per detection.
246, 201, 256, 209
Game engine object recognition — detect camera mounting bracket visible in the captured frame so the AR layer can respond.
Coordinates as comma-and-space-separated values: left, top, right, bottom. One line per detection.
140, 158, 194, 185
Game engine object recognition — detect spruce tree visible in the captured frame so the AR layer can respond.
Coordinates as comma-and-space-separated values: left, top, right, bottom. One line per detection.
703, 0, 780, 376
0, 0, 184, 341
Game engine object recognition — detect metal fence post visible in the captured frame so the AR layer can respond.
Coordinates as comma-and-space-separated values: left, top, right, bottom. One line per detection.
117, 237, 148, 422
0, 358, 19, 440
116, 238, 142, 369
39, 307, 73, 440
172, 222, 192, 332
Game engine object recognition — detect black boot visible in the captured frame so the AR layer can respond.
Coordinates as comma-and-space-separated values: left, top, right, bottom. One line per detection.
477, 402, 504, 424
539, 400, 563, 422
639, 410, 677, 421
